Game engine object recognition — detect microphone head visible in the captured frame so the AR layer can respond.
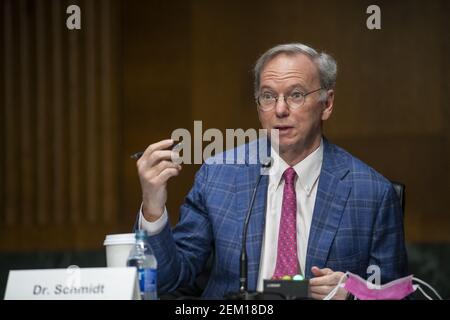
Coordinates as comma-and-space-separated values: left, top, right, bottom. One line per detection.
261, 157, 273, 168
260, 157, 273, 175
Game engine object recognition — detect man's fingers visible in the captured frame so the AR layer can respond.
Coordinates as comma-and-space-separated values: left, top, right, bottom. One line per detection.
310, 292, 326, 300
136, 139, 181, 221
151, 160, 181, 177
145, 150, 180, 167
141, 139, 174, 160
320, 268, 333, 275
156, 167, 181, 183
310, 273, 339, 286
309, 285, 334, 296
311, 266, 333, 277
310, 287, 349, 300
138, 150, 182, 174
311, 266, 322, 276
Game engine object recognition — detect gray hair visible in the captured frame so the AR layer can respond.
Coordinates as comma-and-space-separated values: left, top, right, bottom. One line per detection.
253, 43, 337, 101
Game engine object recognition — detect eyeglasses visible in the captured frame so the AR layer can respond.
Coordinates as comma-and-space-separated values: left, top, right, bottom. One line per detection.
256, 87, 323, 111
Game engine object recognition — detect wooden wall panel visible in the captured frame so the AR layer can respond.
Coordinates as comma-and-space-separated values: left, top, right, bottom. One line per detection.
3, 0, 16, 227
0, 0, 121, 250
35, 0, 49, 226
51, 0, 65, 225
68, 1, 81, 225
1, 0, 448, 252
186, 0, 450, 242
121, 0, 195, 229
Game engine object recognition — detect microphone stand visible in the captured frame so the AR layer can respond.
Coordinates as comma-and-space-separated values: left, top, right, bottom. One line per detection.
225, 159, 272, 300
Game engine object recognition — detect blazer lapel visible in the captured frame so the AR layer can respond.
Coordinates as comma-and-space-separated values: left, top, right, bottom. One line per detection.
305, 139, 351, 278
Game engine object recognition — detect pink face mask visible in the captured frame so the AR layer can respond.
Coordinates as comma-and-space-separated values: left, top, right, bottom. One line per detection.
323, 272, 443, 300
343, 272, 416, 300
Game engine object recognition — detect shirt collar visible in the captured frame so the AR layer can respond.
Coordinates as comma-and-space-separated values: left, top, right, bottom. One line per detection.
269, 138, 324, 196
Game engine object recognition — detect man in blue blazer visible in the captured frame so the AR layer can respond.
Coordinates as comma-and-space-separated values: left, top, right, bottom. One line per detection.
135, 43, 408, 299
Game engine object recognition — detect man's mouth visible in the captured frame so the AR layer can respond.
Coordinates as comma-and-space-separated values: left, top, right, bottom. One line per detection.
273, 125, 294, 133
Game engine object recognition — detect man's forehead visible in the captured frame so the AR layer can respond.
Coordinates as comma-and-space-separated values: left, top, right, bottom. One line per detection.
262, 53, 317, 73
260, 53, 319, 85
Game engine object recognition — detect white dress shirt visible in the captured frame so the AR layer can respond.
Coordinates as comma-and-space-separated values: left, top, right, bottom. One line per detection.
138, 204, 168, 235
139, 139, 324, 293
257, 139, 323, 291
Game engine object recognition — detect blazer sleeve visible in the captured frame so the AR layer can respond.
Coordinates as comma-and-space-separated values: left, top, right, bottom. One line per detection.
368, 183, 409, 283
146, 164, 214, 294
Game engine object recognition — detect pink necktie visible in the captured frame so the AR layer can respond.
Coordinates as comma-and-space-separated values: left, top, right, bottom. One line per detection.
272, 167, 298, 279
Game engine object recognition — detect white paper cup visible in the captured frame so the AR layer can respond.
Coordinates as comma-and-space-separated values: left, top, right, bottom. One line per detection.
103, 233, 136, 267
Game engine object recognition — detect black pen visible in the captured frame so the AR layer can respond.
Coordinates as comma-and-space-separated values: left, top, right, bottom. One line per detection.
130, 151, 144, 160
130, 142, 183, 160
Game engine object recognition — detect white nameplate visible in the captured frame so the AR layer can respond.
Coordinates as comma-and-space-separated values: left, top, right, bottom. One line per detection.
4, 267, 139, 300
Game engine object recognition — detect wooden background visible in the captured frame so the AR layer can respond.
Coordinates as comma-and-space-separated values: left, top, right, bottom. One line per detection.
1, 0, 449, 251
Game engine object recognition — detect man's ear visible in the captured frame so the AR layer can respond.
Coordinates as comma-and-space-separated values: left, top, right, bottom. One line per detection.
321, 89, 334, 121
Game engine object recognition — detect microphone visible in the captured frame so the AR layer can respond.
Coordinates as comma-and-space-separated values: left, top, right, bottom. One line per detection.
237, 157, 272, 297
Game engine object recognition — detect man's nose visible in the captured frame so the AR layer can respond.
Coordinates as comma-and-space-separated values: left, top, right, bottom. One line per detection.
275, 96, 289, 117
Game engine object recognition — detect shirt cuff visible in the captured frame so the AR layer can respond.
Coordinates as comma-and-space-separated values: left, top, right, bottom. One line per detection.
138, 204, 168, 236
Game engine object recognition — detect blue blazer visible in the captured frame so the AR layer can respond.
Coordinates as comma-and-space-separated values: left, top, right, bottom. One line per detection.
146, 138, 408, 298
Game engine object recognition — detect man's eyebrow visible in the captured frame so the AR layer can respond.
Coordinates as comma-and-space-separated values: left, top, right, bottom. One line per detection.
260, 84, 308, 92
287, 83, 308, 92
260, 85, 275, 91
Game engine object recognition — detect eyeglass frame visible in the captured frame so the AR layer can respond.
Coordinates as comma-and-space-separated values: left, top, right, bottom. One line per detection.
256, 87, 324, 111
